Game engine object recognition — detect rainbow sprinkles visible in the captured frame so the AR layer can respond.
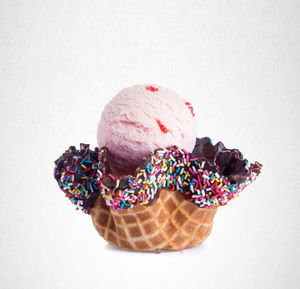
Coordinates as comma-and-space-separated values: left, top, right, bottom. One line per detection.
54, 138, 262, 213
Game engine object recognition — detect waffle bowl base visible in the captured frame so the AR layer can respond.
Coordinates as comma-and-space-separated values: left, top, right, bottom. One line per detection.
90, 188, 218, 252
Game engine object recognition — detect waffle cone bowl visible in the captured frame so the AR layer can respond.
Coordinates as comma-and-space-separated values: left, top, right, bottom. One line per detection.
91, 188, 218, 251
54, 137, 261, 252
53, 85, 262, 252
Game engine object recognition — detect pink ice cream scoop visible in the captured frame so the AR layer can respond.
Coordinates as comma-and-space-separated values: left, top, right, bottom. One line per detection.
97, 84, 197, 174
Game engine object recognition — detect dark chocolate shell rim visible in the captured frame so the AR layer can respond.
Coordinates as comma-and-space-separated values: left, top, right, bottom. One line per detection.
54, 138, 262, 213
99, 137, 262, 211
54, 144, 101, 214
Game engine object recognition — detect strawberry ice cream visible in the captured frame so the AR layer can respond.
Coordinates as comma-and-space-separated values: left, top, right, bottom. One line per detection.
54, 83, 262, 252
97, 84, 197, 174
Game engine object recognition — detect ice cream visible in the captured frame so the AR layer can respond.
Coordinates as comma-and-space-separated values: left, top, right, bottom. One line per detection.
97, 84, 197, 174
53, 83, 262, 252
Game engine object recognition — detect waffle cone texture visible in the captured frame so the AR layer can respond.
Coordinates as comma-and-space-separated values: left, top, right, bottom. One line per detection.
90, 188, 218, 251
54, 139, 261, 251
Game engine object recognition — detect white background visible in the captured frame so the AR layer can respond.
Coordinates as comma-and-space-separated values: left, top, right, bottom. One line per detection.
1, 1, 299, 288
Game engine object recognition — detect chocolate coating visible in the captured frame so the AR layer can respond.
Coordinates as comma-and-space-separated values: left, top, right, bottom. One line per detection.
54, 144, 101, 213
192, 138, 254, 183
54, 138, 262, 213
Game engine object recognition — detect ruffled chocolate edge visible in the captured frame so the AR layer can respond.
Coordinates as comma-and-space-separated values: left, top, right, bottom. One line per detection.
54, 138, 262, 213
54, 144, 101, 213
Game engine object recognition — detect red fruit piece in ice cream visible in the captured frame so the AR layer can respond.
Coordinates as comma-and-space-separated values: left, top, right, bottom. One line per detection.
156, 119, 169, 134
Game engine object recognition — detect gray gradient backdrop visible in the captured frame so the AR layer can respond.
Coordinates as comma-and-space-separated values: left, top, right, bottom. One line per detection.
1, 1, 299, 289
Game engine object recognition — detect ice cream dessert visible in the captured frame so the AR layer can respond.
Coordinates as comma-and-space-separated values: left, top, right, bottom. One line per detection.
97, 85, 197, 174
54, 84, 262, 251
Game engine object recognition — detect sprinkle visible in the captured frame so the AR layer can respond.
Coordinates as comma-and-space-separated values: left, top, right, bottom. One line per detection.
182, 148, 189, 155
108, 174, 115, 180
